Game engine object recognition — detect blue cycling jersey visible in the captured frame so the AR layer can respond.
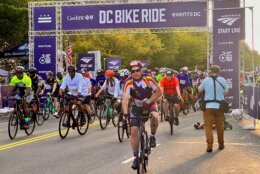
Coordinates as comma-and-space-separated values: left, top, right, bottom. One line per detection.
177, 73, 190, 90
96, 75, 106, 87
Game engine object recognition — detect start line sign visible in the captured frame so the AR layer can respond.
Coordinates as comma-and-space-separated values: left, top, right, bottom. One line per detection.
61, 2, 207, 30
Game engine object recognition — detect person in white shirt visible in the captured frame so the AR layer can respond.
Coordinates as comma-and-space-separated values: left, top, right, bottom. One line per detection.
59, 65, 86, 126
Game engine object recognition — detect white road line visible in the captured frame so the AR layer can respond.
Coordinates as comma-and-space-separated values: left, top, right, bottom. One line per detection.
0, 122, 8, 125
121, 144, 161, 164
171, 141, 260, 147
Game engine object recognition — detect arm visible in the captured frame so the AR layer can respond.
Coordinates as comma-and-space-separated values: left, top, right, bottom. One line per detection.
95, 80, 106, 97
148, 86, 162, 104
122, 93, 130, 115
52, 82, 57, 94
114, 79, 120, 98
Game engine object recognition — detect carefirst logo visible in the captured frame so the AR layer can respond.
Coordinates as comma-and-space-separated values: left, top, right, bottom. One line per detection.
81, 57, 92, 63
217, 14, 241, 26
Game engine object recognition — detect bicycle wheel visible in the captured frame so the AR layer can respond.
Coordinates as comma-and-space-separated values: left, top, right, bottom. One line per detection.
137, 133, 146, 174
143, 131, 149, 172
182, 101, 189, 115
8, 112, 19, 140
99, 104, 108, 130
36, 104, 44, 126
169, 106, 174, 135
112, 108, 119, 127
89, 102, 96, 123
117, 115, 125, 142
25, 111, 36, 136
160, 100, 164, 122
43, 101, 50, 120
59, 111, 70, 139
77, 112, 89, 135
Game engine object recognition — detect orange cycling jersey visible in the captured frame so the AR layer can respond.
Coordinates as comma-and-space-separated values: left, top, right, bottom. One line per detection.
160, 76, 179, 95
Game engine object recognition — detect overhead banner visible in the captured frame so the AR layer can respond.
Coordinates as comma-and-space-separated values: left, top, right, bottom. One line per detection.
34, 36, 56, 80
78, 53, 95, 71
213, 1, 243, 109
62, 2, 207, 30
106, 58, 121, 70
34, 7, 56, 31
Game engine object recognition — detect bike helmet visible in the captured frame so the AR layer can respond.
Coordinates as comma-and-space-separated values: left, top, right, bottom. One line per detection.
56, 72, 63, 79
97, 69, 102, 73
183, 66, 188, 72
105, 70, 114, 77
129, 60, 142, 69
46, 71, 53, 76
29, 67, 37, 73
67, 65, 76, 72
15, 66, 25, 73
119, 69, 130, 77
159, 68, 166, 73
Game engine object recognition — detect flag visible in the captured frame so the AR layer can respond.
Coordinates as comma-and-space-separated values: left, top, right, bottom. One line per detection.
67, 37, 72, 65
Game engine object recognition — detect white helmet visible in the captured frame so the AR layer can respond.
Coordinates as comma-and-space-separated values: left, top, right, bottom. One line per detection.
159, 68, 166, 73
119, 69, 130, 77
183, 66, 188, 71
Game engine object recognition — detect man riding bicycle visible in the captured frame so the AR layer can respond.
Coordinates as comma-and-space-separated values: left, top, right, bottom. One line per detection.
122, 60, 162, 170
59, 65, 86, 127
160, 70, 183, 125
7, 66, 33, 129
52, 72, 64, 116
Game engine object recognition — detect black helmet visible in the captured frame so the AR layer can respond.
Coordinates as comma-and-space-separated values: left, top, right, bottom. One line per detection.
29, 67, 37, 73
68, 65, 76, 72
56, 72, 63, 79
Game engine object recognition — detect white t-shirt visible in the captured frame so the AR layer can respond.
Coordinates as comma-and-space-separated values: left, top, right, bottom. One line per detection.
102, 77, 120, 98
82, 77, 92, 96
60, 73, 83, 96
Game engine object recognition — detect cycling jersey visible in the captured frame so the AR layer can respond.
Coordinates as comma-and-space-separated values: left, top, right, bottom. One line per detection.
82, 77, 92, 96
177, 73, 190, 90
46, 77, 55, 91
52, 77, 63, 97
156, 74, 165, 83
60, 73, 83, 96
96, 75, 106, 87
124, 74, 157, 107
160, 76, 179, 95
102, 77, 120, 98
30, 74, 44, 94
9, 74, 32, 97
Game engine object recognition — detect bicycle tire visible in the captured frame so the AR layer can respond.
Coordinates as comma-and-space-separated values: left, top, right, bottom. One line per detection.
8, 112, 18, 140
160, 100, 164, 122
117, 120, 125, 142
43, 102, 50, 120
36, 104, 45, 126
25, 111, 36, 136
77, 112, 89, 135
59, 111, 70, 139
88, 102, 96, 123
99, 104, 108, 130
112, 108, 119, 127
169, 104, 174, 135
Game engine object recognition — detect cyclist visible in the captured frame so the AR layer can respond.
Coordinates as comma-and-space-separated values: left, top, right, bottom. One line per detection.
59, 65, 86, 126
52, 72, 64, 116
28, 67, 45, 110
160, 70, 183, 125
7, 66, 32, 129
156, 68, 166, 83
95, 70, 120, 99
96, 69, 106, 88
122, 60, 162, 170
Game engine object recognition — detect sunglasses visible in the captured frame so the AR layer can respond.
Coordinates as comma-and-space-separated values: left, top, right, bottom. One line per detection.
131, 69, 141, 74
167, 74, 172, 77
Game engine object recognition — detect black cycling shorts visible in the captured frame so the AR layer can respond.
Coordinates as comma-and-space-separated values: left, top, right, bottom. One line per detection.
164, 94, 180, 104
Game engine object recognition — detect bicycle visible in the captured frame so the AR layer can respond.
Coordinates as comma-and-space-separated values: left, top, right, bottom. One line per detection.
7, 95, 36, 140
42, 92, 55, 120
58, 93, 90, 139
165, 96, 177, 135
30, 95, 44, 126
180, 89, 191, 115
117, 113, 131, 142
131, 115, 152, 174
97, 95, 119, 130
159, 97, 166, 122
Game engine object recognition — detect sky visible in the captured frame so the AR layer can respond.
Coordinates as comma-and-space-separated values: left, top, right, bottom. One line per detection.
245, 0, 260, 53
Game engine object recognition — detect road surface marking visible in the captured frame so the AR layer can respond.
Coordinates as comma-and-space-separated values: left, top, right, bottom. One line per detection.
121, 144, 161, 164
0, 121, 99, 151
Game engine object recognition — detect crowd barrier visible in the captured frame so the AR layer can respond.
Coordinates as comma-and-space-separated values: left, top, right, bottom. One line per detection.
243, 85, 260, 121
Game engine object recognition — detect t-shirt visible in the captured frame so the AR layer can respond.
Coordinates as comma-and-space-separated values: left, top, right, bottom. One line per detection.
160, 76, 179, 95
96, 75, 106, 87
82, 77, 92, 96
156, 74, 165, 83
177, 73, 190, 90
199, 76, 228, 109
60, 73, 83, 96
102, 77, 120, 98
9, 74, 32, 96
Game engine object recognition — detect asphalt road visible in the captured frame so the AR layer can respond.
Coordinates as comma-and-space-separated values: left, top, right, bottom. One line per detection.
0, 111, 259, 174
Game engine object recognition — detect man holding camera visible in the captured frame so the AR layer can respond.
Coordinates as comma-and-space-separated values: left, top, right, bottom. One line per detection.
198, 65, 228, 153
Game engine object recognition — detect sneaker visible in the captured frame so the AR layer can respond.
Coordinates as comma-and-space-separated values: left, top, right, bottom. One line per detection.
219, 143, 225, 150
131, 158, 139, 170
174, 117, 179, 126
149, 136, 156, 148
165, 115, 169, 121
54, 111, 58, 116
206, 147, 213, 153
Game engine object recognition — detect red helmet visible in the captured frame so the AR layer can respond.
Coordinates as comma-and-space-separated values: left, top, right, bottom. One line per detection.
105, 70, 114, 77
129, 60, 142, 69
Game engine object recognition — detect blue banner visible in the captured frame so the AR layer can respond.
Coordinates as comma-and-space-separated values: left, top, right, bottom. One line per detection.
34, 36, 56, 81
78, 53, 95, 71
34, 7, 56, 31
106, 58, 121, 70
